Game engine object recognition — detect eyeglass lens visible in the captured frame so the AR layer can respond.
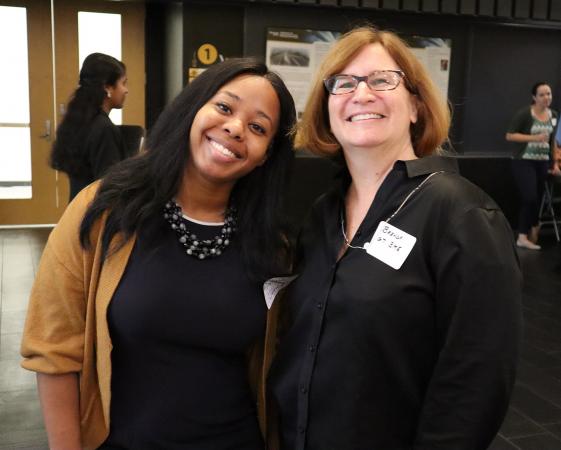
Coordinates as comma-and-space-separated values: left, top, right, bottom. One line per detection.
325, 71, 402, 94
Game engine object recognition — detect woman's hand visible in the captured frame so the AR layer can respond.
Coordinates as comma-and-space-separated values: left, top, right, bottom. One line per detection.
534, 133, 549, 142
552, 145, 561, 176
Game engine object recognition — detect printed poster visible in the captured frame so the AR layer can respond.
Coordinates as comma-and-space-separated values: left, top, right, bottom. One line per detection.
266, 28, 452, 116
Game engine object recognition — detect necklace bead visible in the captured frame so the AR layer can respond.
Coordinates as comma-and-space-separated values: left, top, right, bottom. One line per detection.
163, 200, 236, 260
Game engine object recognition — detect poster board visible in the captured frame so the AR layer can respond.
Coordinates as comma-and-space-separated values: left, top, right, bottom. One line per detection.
406, 36, 451, 99
266, 28, 340, 118
266, 27, 452, 117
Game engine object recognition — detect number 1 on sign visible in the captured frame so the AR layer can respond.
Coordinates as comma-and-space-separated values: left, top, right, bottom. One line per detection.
197, 43, 218, 65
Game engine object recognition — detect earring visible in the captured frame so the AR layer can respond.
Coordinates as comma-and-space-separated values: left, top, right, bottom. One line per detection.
106, 91, 112, 99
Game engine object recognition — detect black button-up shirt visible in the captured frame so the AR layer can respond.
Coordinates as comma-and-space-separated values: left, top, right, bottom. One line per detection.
269, 156, 523, 450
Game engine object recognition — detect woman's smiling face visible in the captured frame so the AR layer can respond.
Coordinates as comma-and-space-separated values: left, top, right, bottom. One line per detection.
327, 43, 418, 155
187, 74, 280, 188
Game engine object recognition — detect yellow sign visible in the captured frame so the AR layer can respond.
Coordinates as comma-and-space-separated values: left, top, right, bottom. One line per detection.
197, 44, 218, 65
188, 67, 207, 83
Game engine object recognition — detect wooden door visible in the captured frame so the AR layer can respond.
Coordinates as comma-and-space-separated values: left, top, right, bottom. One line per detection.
0, 0, 145, 225
0, 0, 58, 224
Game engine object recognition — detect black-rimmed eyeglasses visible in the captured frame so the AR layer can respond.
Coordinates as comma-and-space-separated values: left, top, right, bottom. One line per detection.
324, 70, 405, 95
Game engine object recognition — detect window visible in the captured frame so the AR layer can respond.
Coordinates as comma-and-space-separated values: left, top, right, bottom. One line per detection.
0, 6, 32, 199
78, 11, 122, 124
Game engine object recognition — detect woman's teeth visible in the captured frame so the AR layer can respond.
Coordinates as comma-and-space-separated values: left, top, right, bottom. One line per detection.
350, 113, 384, 122
209, 139, 237, 158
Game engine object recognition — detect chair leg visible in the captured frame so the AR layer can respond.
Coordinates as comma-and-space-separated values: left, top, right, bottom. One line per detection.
550, 183, 561, 242
539, 180, 561, 242
547, 182, 560, 242
539, 185, 547, 218
550, 202, 560, 242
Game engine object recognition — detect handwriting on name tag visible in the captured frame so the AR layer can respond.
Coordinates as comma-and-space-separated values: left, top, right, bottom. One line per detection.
365, 221, 416, 270
263, 275, 299, 309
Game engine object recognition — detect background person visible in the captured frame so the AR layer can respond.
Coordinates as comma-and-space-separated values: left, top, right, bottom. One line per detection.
50, 52, 128, 201
268, 26, 522, 450
553, 118, 561, 174
506, 82, 559, 249
21, 58, 296, 450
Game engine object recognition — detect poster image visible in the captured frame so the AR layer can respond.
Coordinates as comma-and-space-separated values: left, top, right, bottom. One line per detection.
266, 28, 452, 118
266, 28, 340, 118
406, 36, 452, 100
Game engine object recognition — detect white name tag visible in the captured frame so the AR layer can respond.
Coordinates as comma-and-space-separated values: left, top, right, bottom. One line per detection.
263, 275, 299, 309
364, 221, 416, 270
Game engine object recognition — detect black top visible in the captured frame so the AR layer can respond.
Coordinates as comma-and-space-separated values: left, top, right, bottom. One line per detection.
69, 112, 125, 201
268, 156, 523, 450
104, 213, 266, 449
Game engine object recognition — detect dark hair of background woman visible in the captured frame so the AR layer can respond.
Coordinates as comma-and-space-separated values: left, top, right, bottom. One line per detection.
531, 81, 549, 100
50, 53, 126, 176
80, 57, 296, 282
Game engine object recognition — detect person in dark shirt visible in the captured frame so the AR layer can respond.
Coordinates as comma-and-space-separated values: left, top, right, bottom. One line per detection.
21, 58, 296, 449
268, 26, 523, 450
50, 52, 128, 201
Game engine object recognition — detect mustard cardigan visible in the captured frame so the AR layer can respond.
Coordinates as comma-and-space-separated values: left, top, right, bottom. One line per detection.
21, 183, 280, 449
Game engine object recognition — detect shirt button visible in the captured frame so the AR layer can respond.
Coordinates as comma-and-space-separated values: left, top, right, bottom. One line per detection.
300, 386, 308, 394
308, 344, 315, 352
316, 302, 323, 309
298, 425, 306, 434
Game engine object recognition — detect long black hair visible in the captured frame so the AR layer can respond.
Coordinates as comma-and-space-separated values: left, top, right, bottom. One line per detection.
50, 53, 126, 176
80, 57, 296, 282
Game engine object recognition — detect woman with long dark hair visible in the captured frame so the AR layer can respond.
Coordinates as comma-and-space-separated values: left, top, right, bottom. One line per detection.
506, 82, 559, 249
50, 52, 128, 201
22, 58, 296, 450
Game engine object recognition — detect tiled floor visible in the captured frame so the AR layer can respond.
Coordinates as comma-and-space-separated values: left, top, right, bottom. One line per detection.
489, 229, 561, 450
0, 227, 560, 449
0, 228, 50, 449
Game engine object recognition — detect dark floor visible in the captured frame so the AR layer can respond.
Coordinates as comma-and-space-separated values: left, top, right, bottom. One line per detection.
0, 227, 560, 449
489, 229, 561, 450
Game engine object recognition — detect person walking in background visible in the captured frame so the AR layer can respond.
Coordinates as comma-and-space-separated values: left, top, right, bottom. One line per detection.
21, 58, 296, 450
553, 114, 561, 174
268, 26, 522, 450
50, 52, 128, 201
506, 82, 559, 249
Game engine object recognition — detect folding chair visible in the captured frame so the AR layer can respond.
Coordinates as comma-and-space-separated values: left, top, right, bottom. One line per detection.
539, 175, 561, 242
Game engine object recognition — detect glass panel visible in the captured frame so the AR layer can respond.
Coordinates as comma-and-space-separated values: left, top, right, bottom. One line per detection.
78, 11, 122, 124
0, 6, 30, 124
0, 127, 32, 199
0, 6, 32, 199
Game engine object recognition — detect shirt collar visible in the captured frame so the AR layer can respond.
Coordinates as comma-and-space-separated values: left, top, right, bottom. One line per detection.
403, 155, 459, 178
334, 155, 458, 198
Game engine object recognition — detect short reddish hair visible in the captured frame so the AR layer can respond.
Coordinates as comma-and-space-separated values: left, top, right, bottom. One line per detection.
295, 26, 450, 157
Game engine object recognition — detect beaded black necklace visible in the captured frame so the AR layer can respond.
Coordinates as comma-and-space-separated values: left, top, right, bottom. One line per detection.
163, 200, 236, 260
